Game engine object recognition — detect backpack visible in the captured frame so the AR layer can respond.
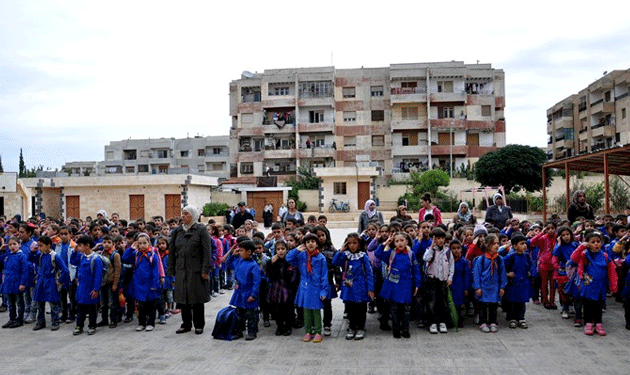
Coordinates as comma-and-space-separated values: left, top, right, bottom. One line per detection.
46, 250, 65, 291
91, 253, 110, 287
211, 306, 239, 341
387, 247, 415, 275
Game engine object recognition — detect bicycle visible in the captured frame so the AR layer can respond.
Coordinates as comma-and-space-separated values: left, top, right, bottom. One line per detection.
329, 198, 350, 213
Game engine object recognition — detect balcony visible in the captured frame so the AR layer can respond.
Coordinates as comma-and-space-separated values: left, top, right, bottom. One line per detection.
298, 147, 336, 158
590, 100, 614, 114
391, 145, 429, 156
390, 87, 428, 104
430, 89, 466, 103
391, 120, 428, 130
297, 122, 335, 133
592, 123, 616, 138
431, 145, 467, 156
261, 96, 295, 108
264, 149, 296, 159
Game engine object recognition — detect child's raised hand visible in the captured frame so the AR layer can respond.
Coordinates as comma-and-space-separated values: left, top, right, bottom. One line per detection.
368, 291, 375, 300
272, 254, 279, 263
476, 288, 482, 297
247, 296, 255, 302
499, 289, 504, 297
90, 290, 99, 299
507, 271, 515, 278
297, 244, 306, 251
159, 277, 165, 285
19, 285, 25, 292
413, 287, 419, 296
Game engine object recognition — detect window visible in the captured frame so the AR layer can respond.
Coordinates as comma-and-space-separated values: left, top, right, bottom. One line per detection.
372, 135, 385, 147
299, 81, 333, 98
623, 108, 626, 119
342, 87, 356, 98
343, 111, 356, 122
125, 166, 135, 173
371, 110, 385, 121
401, 106, 418, 120
481, 105, 492, 117
401, 131, 418, 146
309, 110, 324, 123
605, 91, 611, 102
138, 165, 148, 173
440, 107, 454, 119
253, 139, 264, 152
157, 150, 168, 158
198, 149, 206, 156
344, 136, 356, 147
437, 81, 453, 93
124, 150, 137, 160
213, 163, 223, 171
106, 151, 114, 160
371, 86, 384, 97
241, 113, 253, 124
271, 87, 290, 96
334, 182, 347, 195
180, 150, 189, 157
401, 82, 417, 88
212, 147, 221, 155
158, 165, 169, 173
241, 163, 253, 174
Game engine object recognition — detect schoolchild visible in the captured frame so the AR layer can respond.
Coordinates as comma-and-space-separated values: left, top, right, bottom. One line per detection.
98, 235, 121, 328
54, 226, 77, 323
332, 233, 374, 340
423, 228, 454, 334
224, 239, 262, 340
1, 237, 29, 328
70, 236, 102, 335
449, 239, 471, 328
121, 230, 137, 323
374, 232, 422, 338
314, 225, 339, 336
552, 226, 579, 320
526, 224, 542, 305
18, 223, 38, 324
252, 238, 270, 327
531, 222, 558, 309
156, 237, 174, 323
286, 233, 328, 343
503, 234, 532, 329
472, 234, 507, 333
28, 235, 69, 331
122, 233, 165, 332
266, 240, 298, 336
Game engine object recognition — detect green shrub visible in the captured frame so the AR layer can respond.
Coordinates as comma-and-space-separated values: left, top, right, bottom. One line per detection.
296, 200, 307, 212
202, 202, 229, 217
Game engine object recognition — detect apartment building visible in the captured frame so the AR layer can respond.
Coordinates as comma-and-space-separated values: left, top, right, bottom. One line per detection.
229, 62, 506, 181
547, 69, 630, 160
63, 135, 230, 179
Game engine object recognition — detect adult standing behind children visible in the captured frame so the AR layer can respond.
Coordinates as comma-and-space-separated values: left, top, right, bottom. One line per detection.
280, 198, 303, 224
358, 199, 384, 234
484, 193, 513, 230
418, 193, 443, 225
567, 190, 594, 224
232, 202, 254, 230
167, 206, 212, 335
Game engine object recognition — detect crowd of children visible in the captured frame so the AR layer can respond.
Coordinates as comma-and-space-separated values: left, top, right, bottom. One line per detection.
1, 204, 630, 340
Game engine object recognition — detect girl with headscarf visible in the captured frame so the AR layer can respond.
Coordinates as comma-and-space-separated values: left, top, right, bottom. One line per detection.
167, 206, 214, 335
358, 199, 383, 233
455, 201, 473, 225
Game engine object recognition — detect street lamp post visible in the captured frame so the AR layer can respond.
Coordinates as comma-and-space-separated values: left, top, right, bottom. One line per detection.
449, 122, 453, 178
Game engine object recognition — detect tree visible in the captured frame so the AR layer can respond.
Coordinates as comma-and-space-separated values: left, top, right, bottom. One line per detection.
19, 149, 26, 177
474, 144, 551, 193
284, 162, 321, 208
0, 154, 3, 172
398, 169, 451, 211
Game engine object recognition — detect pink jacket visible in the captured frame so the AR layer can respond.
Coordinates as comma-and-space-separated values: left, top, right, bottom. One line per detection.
531, 231, 555, 271
418, 206, 442, 225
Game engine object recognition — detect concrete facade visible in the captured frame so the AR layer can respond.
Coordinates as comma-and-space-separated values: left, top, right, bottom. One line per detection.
229, 62, 506, 183
547, 69, 630, 160
314, 166, 380, 213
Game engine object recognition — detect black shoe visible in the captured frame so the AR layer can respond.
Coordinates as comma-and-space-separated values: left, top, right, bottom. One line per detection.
51, 324, 60, 331
124, 317, 134, 324
176, 327, 191, 334
245, 333, 257, 340
626, 324, 630, 330
275, 328, 283, 336
109, 322, 117, 329
0, 305, 7, 313
282, 329, 292, 336
10, 320, 24, 328
195, 328, 204, 335
393, 330, 401, 339
2, 321, 14, 329
402, 331, 410, 338
379, 322, 392, 331
33, 323, 46, 331
96, 320, 109, 327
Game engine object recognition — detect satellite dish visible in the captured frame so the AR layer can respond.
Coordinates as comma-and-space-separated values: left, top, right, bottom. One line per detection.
242, 71, 255, 78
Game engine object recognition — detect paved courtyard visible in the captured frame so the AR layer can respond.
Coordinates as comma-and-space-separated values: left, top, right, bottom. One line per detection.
2, 228, 630, 374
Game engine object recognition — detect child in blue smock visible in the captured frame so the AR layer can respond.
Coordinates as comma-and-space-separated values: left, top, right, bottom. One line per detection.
224, 239, 261, 340
28, 235, 69, 331
570, 231, 617, 336
449, 239, 471, 328
552, 226, 579, 321
286, 233, 328, 343
71, 236, 103, 335
19, 223, 38, 324
473, 234, 507, 333
374, 232, 422, 339
313, 226, 339, 337
157, 237, 174, 324
503, 234, 532, 329
1, 237, 29, 328
122, 233, 164, 332
332, 232, 374, 340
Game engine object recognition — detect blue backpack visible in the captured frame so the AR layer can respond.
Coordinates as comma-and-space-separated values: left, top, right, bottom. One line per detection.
212, 306, 239, 341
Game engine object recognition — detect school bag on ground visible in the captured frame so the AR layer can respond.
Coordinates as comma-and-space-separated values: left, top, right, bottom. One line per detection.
212, 306, 239, 341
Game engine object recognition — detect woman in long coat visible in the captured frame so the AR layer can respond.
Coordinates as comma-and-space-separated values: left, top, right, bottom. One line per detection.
167, 206, 212, 334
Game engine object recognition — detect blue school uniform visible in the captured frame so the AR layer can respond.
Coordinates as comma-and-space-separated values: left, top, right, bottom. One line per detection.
20, 239, 37, 288
605, 238, 621, 261
160, 253, 174, 291
580, 250, 609, 301
226, 255, 261, 309
527, 243, 540, 278
70, 252, 103, 304
553, 241, 579, 278
1, 250, 29, 294
374, 245, 422, 304
451, 257, 471, 306
28, 250, 69, 303
121, 248, 163, 302
332, 251, 374, 303
503, 252, 532, 303
320, 246, 339, 299
412, 238, 432, 268
286, 249, 328, 310
472, 255, 507, 303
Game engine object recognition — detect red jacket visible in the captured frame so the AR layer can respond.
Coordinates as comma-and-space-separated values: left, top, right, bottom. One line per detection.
531, 231, 555, 272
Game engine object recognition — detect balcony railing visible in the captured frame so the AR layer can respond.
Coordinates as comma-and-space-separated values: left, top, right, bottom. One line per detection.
391, 87, 427, 95
590, 98, 604, 106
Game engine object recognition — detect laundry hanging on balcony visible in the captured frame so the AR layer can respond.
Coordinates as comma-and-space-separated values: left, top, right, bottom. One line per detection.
273, 112, 293, 128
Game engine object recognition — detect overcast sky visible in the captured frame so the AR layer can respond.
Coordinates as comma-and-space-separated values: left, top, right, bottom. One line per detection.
1, 0, 629, 173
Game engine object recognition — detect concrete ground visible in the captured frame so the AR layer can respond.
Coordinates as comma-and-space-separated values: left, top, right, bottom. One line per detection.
2, 228, 630, 375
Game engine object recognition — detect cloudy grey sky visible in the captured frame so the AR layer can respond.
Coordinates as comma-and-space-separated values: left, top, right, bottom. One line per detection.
1, 0, 629, 173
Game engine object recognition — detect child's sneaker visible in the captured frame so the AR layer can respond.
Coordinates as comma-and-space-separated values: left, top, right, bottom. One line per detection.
573, 319, 583, 327
73, 326, 83, 336
401, 330, 410, 338
145, 325, 154, 332
439, 323, 447, 333
323, 326, 331, 336
584, 323, 594, 335
158, 316, 167, 325
480, 323, 490, 333
490, 324, 498, 333
109, 322, 117, 329
136, 325, 145, 331
25, 314, 35, 324
429, 324, 438, 334
51, 323, 60, 331
65, 318, 74, 324
302, 333, 312, 342
474, 314, 480, 325
518, 320, 528, 329
595, 323, 606, 336
561, 310, 569, 319
533, 299, 541, 305
87, 327, 96, 335
312, 333, 323, 343
508, 320, 517, 329
354, 330, 365, 340
245, 333, 257, 341
345, 330, 356, 340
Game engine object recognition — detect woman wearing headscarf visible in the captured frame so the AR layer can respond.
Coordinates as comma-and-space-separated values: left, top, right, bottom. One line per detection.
263, 202, 274, 228
567, 189, 594, 224
358, 199, 384, 233
454, 201, 474, 225
484, 193, 513, 230
392, 205, 412, 222
167, 206, 213, 334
